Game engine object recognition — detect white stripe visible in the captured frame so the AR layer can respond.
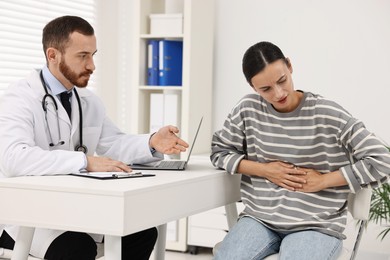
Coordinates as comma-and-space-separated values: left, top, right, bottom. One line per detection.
246, 135, 340, 149
247, 180, 349, 200
219, 133, 243, 148
244, 116, 342, 132
241, 189, 344, 210
246, 142, 346, 159
242, 197, 345, 222
241, 199, 346, 229
240, 107, 348, 124
245, 125, 339, 141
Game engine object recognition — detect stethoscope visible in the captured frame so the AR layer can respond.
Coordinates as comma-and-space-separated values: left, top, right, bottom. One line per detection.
39, 71, 88, 154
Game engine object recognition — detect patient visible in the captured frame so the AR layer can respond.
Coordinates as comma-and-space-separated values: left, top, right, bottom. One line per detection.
211, 41, 390, 260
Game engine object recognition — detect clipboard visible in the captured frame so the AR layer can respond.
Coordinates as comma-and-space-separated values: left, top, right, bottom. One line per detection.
70, 171, 155, 180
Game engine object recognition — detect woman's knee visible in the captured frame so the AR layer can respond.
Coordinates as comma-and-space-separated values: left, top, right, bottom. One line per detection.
214, 217, 280, 260
280, 231, 342, 260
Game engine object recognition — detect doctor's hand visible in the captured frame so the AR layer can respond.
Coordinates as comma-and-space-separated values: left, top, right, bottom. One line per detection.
150, 125, 189, 154
86, 156, 132, 172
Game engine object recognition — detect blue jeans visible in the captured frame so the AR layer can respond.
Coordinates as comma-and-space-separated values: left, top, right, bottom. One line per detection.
214, 216, 342, 260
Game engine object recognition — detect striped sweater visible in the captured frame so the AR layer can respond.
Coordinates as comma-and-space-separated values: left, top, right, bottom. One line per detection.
211, 91, 390, 239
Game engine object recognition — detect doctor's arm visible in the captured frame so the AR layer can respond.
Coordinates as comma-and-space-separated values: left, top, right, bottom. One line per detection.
95, 116, 188, 165
85, 124, 188, 172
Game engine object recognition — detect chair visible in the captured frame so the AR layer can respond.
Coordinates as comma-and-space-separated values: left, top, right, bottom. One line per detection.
214, 188, 372, 260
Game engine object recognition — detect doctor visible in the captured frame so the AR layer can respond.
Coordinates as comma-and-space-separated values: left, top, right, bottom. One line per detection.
0, 16, 189, 260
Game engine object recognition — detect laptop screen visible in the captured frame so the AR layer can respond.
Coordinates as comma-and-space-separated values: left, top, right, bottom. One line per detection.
185, 117, 203, 164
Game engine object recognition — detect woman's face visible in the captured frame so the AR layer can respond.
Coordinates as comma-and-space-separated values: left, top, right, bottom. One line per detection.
251, 59, 300, 113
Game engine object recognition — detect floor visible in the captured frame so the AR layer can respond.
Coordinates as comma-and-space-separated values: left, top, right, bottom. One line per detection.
154, 247, 390, 260
152, 247, 213, 260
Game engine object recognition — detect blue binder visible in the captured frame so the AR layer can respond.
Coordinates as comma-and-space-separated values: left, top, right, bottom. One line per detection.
147, 40, 159, 85
158, 40, 183, 86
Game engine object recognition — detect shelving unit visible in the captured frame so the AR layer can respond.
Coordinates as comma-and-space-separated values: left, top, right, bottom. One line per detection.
130, 0, 214, 252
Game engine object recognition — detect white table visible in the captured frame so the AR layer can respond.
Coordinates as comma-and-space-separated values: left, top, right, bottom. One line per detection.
0, 157, 241, 260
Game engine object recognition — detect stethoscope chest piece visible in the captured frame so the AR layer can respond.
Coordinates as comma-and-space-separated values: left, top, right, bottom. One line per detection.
75, 144, 88, 154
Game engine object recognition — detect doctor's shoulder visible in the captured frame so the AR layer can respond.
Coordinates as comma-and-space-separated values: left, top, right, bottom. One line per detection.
1, 76, 36, 103
76, 87, 106, 115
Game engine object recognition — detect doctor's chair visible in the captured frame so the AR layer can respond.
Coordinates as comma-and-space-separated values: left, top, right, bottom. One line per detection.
213, 188, 372, 260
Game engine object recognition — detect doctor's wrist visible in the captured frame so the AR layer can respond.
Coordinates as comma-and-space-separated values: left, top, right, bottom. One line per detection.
80, 154, 88, 171
149, 132, 156, 154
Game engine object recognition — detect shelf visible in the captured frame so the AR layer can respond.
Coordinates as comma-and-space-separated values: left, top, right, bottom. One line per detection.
140, 34, 184, 39
139, 86, 182, 91
130, 0, 215, 252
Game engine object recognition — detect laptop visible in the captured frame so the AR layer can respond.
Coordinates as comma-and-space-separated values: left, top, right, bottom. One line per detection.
130, 117, 203, 171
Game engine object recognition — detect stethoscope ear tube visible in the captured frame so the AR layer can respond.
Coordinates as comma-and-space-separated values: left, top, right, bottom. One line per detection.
72, 88, 86, 154
42, 93, 58, 111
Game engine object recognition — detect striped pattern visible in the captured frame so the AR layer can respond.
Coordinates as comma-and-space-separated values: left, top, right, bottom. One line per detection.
211, 92, 390, 239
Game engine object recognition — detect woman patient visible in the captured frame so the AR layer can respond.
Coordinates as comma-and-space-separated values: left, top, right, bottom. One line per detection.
211, 41, 390, 260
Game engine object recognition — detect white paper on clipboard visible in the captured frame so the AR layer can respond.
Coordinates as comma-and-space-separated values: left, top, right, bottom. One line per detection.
70, 171, 155, 180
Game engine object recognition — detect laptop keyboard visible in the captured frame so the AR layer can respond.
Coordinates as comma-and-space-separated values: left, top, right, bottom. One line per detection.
157, 161, 184, 169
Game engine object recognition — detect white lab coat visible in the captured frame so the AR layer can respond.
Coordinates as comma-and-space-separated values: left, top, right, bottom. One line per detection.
0, 70, 163, 257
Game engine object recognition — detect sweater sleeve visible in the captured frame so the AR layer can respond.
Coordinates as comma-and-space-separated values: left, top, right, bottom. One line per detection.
339, 118, 390, 193
210, 107, 246, 174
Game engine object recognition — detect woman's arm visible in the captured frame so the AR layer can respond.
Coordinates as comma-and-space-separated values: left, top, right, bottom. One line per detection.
295, 169, 348, 192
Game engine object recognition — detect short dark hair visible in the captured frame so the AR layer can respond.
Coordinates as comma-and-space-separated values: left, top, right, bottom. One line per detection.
42, 16, 94, 57
242, 41, 287, 86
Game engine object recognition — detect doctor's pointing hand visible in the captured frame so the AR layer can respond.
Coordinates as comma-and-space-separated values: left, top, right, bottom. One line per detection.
150, 125, 189, 154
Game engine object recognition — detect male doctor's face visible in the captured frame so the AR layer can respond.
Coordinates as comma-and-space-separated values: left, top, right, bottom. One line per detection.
59, 32, 97, 88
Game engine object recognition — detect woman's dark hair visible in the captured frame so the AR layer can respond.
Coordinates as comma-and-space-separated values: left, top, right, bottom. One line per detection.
242, 41, 287, 86
42, 16, 94, 57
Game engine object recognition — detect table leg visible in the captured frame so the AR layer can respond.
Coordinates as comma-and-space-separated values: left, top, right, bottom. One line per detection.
154, 224, 167, 260
104, 235, 121, 260
11, 226, 35, 260
225, 202, 238, 229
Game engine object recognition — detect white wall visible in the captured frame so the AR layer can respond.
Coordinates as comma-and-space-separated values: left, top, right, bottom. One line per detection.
95, 0, 135, 132
212, 0, 390, 144
212, 0, 390, 255
95, 1, 119, 123
94, 0, 390, 255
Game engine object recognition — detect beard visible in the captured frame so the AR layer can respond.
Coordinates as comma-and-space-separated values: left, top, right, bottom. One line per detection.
59, 58, 92, 88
